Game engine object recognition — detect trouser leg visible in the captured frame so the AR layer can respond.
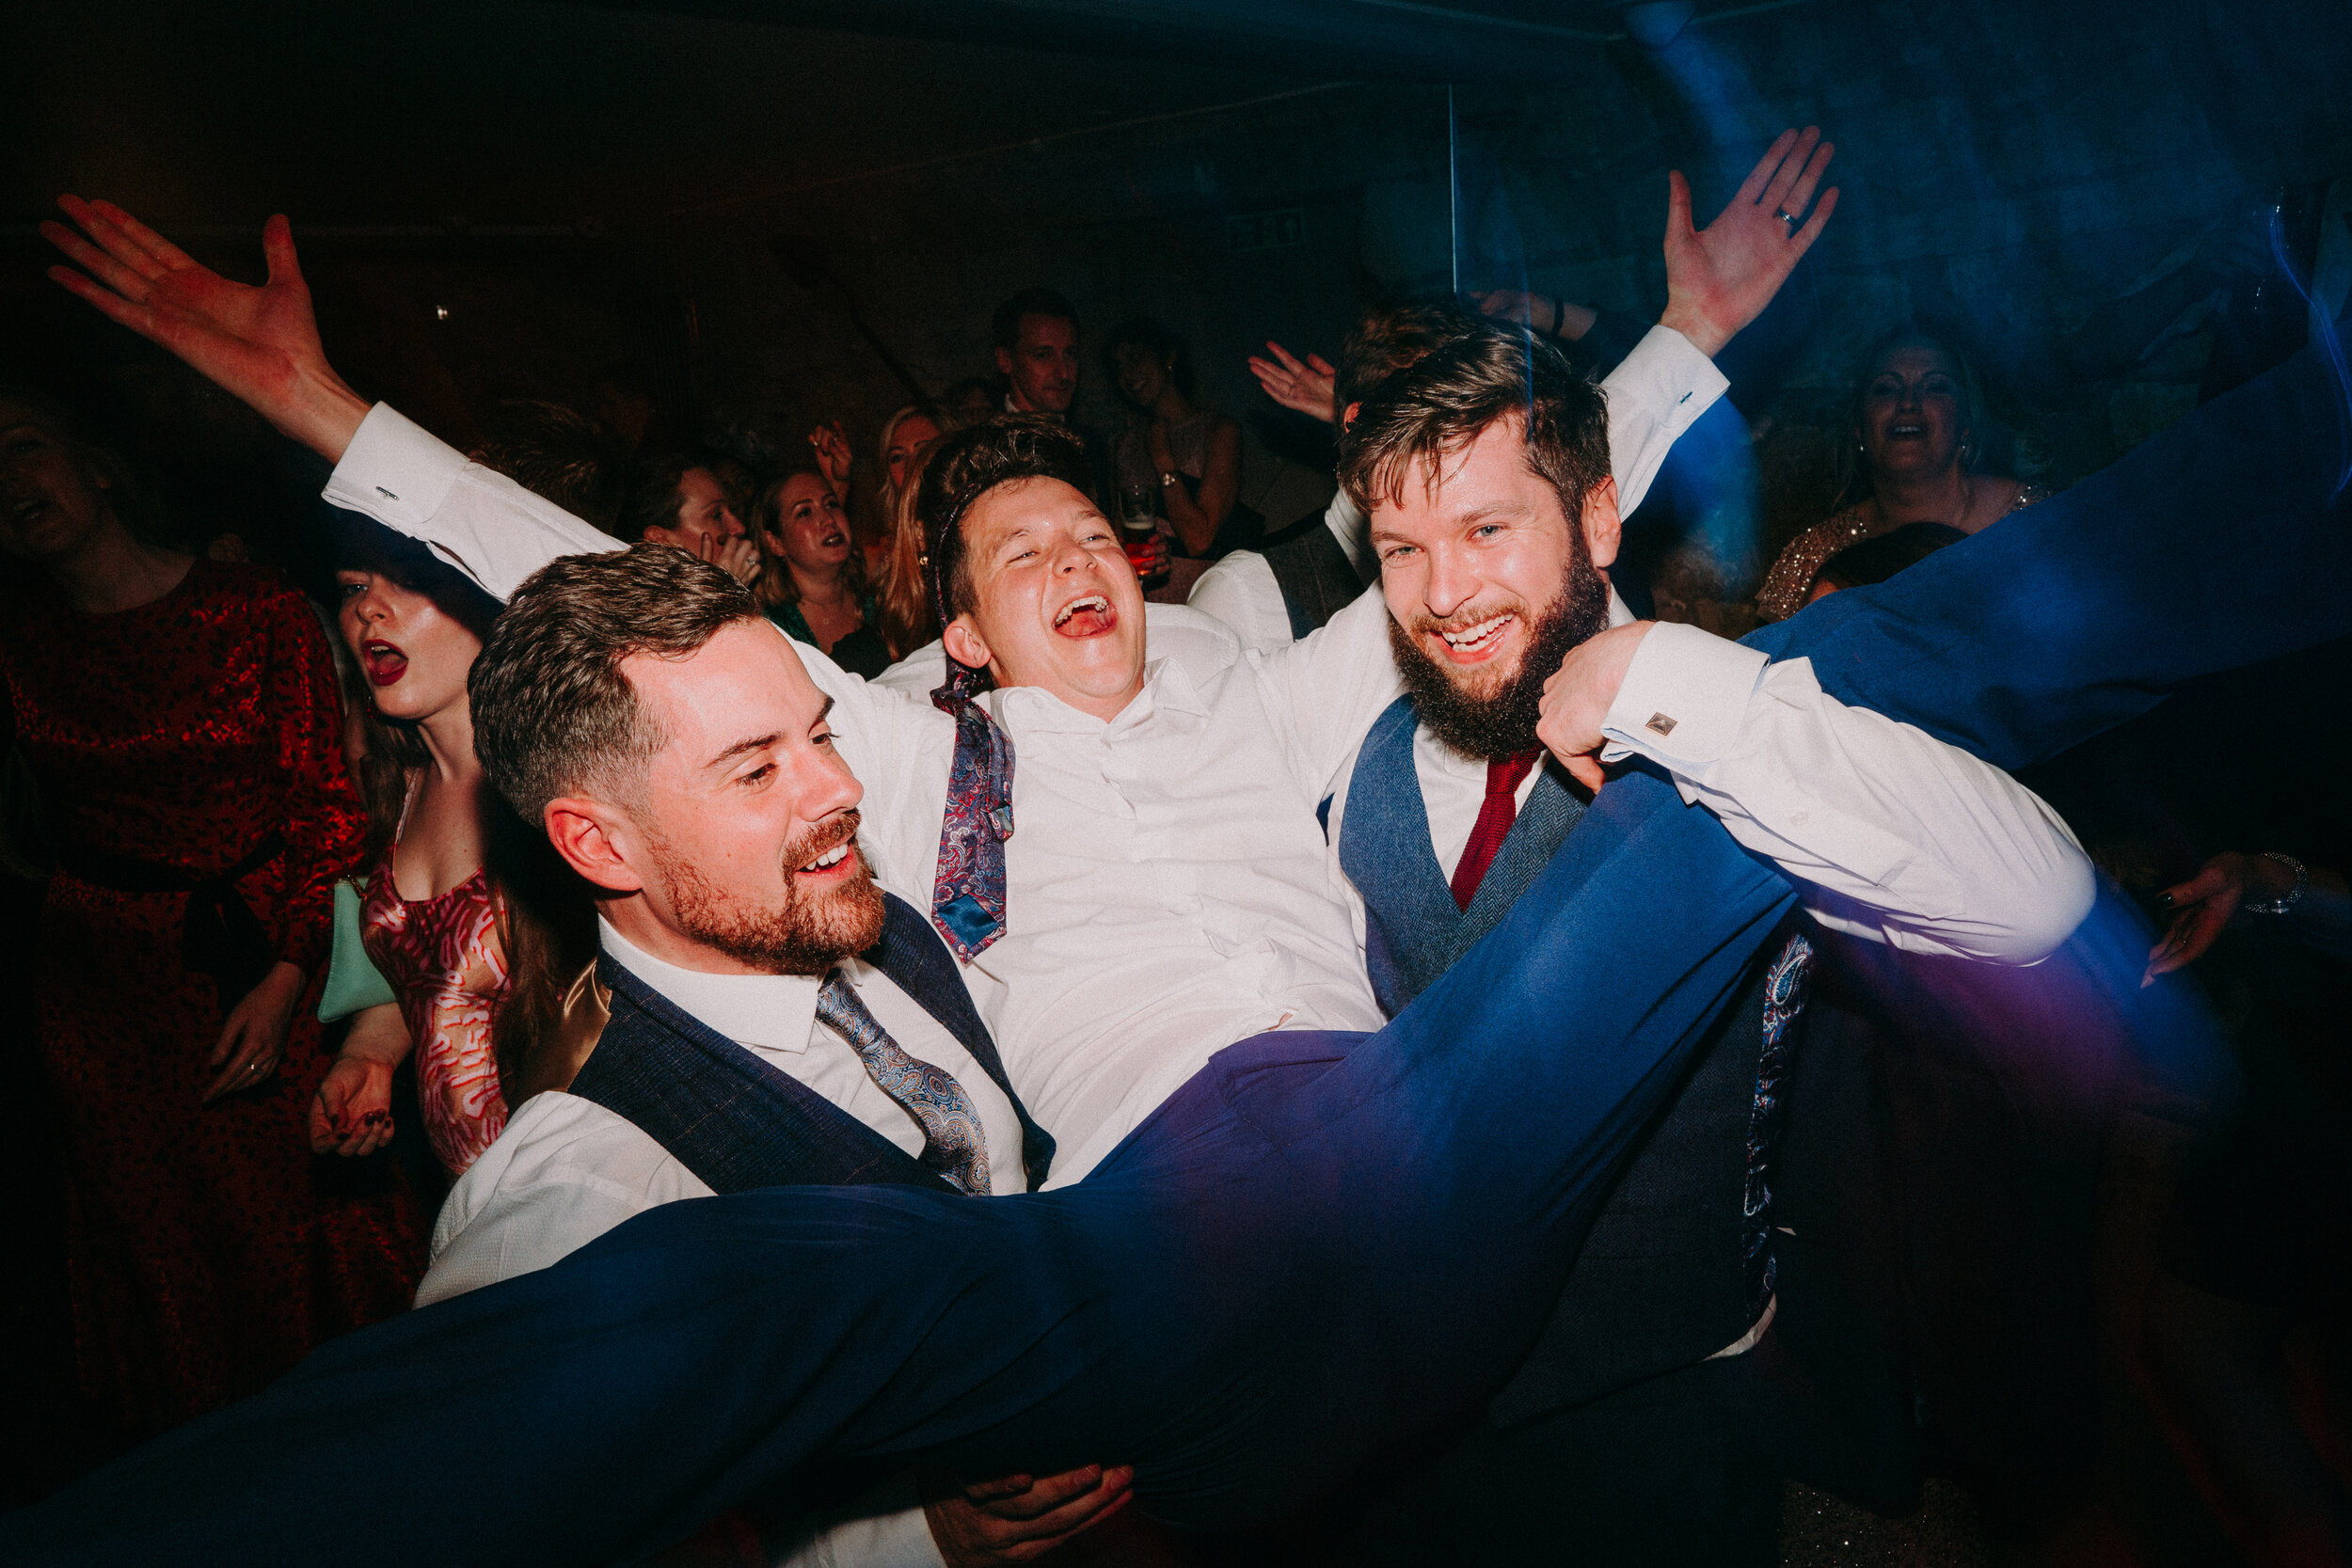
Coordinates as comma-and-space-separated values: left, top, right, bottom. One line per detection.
0, 1164, 1270, 1568
1337, 1356, 1781, 1568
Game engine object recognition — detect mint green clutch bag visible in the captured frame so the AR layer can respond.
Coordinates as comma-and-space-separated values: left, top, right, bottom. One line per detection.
317, 879, 397, 1022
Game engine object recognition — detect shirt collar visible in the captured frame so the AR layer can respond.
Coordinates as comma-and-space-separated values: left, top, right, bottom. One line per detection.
987, 656, 1210, 736
598, 916, 825, 1055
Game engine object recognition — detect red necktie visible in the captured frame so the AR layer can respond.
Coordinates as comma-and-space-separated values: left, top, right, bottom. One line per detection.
1449, 749, 1542, 911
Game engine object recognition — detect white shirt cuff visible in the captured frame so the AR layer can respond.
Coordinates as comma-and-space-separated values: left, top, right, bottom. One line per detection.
1624, 324, 1729, 408
322, 404, 469, 531
1597, 621, 1768, 780
774, 1476, 943, 1568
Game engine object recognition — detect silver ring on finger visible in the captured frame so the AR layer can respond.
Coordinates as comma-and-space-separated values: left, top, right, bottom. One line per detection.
1776, 210, 1799, 230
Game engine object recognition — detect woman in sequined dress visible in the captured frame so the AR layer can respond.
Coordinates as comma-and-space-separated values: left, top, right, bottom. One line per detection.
311, 520, 591, 1180
0, 391, 423, 1433
1756, 328, 2047, 621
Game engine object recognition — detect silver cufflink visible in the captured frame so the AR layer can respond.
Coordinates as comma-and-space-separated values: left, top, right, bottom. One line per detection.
1645, 713, 1677, 736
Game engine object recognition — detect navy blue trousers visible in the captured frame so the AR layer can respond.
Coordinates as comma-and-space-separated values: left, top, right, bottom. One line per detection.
8, 346, 2348, 1566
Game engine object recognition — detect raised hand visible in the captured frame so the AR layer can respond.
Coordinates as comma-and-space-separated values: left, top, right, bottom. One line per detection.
1247, 341, 1338, 423
808, 420, 853, 493
1469, 289, 1597, 342
1657, 128, 1838, 358
40, 198, 371, 461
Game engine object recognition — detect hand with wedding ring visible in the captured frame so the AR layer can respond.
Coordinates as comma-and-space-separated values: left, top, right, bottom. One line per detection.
1658, 126, 1839, 358
808, 420, 854, 494
203, 959, 307, 1103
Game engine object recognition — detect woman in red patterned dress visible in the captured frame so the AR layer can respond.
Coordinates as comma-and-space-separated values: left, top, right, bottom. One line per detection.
0, 391, 424, 1434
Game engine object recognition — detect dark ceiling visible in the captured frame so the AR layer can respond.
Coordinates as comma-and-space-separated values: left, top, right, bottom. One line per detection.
5, 0, 1838, 234
4, 1, 1309, 231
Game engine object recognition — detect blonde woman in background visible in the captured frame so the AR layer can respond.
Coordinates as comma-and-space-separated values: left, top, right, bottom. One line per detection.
751, 460, 894, 677
1756, 327, 2046, 621
872, 403, 957, 658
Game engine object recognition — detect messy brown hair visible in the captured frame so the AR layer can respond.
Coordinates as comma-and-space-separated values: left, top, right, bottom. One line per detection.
1337, 324, 1610, 530
914, 415, 1095, 627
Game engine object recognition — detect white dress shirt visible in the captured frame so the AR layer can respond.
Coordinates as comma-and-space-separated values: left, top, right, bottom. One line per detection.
1184, 488, 1372, 655
419, 923, 1018, 1568
423, 921, 1030, 1304
804, 600, 1395, 1186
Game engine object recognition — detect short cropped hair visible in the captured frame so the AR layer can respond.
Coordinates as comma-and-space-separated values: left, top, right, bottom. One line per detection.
469, 400, 626, 533
469, 545, 763, 824
915, 416, 1094, 623
992, 288, 1079, 351
1337, 323, 1610, 528
1335, 299, 1484, 418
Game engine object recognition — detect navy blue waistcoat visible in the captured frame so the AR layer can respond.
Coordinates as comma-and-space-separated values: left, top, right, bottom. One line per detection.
567, 893, 1056, 1196
1337, 695, 1809, 1423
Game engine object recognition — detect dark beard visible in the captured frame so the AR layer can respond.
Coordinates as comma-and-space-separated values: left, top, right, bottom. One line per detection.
655, 811, 886, 975
1387, 556, 1612, 760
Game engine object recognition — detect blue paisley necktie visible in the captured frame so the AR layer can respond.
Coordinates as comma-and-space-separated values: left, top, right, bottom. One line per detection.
928, 670, 1014, 959
817, 970, 992, 1196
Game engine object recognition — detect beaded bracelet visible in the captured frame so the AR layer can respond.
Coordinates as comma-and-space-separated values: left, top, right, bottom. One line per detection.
2243, 852, 2310, 915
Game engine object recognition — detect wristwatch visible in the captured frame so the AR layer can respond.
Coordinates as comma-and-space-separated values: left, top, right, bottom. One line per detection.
2243, 851, 2310, 914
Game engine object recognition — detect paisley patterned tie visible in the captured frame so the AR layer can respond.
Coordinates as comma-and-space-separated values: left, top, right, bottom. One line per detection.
817, 970, 992, 1196
927, 688, 1014, 960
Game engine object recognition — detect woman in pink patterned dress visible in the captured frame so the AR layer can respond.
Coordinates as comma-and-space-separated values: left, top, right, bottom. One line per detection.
310, 522, 587, 1179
